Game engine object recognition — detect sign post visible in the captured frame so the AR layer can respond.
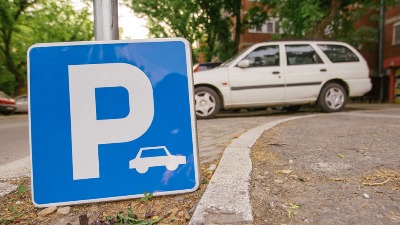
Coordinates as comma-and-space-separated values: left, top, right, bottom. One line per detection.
93, 0, 119, 40
28, 39, 199, 206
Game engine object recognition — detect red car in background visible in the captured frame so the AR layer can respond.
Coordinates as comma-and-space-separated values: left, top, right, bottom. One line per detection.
0, 91, 16, 115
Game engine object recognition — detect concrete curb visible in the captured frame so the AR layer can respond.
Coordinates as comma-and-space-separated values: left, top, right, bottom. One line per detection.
0, 156, 31, 180
189, 115, 316, 225
0, 156, 30, 197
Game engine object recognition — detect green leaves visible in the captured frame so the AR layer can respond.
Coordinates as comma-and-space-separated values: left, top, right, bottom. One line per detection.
17, 183, 27, 195
140, 191, 154, 203
129, 0, 240, 62
0, 0, 93, 95
248, 0, 397, 45
286, 202, 302, 219
106, 206, 164, 225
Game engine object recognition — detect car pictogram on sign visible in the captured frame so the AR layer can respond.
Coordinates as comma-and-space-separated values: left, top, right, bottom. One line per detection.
129, 146, 186, 174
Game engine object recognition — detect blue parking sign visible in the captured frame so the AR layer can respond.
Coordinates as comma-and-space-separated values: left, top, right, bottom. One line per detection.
28, 38, 199, 206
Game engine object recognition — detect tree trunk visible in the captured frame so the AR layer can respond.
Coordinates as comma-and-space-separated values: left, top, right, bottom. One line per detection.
233, 5, 241, 54
305, 0, 345, 39
5, 53, 25, 95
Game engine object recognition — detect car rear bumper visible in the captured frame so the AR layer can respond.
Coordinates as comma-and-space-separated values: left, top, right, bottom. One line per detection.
347, 79, 373, 97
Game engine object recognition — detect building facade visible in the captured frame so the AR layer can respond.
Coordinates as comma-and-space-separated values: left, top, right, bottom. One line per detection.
383, 4, 400, 103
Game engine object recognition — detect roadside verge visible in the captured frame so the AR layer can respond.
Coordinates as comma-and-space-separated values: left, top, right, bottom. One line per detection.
189, 115, 316, 225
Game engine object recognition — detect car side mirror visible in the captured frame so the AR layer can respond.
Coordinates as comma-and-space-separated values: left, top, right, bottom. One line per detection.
237, 59, 250, 68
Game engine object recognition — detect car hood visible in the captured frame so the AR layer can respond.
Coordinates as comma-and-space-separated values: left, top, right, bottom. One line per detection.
193, 67, 228, 83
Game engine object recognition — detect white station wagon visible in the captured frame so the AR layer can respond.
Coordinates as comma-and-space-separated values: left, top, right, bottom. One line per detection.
193, 40, 372, 119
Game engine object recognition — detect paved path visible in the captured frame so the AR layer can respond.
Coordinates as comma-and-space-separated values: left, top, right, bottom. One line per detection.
190, 105, 400, 224
197, 112, 295, 164
0, 109, 302, 196
0, 117, 29, 166
1, 104, 399, 224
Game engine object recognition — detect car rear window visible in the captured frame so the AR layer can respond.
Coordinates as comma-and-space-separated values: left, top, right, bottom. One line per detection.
317, 44, 359, 63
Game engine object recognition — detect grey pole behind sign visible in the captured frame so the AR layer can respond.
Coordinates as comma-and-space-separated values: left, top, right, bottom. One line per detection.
93, 0, 119, 40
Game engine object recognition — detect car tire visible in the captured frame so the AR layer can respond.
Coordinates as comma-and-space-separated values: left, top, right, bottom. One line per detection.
318, 83, 347, 112
1, 110, 14, 116
194, 87, 221, 119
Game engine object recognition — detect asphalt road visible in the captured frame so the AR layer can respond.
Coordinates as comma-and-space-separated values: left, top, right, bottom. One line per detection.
0, 115, 30, 166
0, 103, 396, 168
0, 109, 297, 168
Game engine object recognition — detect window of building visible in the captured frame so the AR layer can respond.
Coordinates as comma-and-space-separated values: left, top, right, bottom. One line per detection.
249, 20, 282, 34
243, 45, 280, 67
285, 45, 323, 66
393, 21, 400, 45
317, 44, 359, 63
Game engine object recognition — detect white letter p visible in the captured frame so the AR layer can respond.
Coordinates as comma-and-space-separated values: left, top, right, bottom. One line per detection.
68, 63, 154, 180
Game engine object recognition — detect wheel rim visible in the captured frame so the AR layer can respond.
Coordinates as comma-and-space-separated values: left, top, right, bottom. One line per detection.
325, 87, 344, 110
195, 91, 216, 117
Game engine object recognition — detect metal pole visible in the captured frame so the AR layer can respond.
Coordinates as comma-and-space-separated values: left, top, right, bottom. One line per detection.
378, 0, 385, 102
93, 0, 119, 40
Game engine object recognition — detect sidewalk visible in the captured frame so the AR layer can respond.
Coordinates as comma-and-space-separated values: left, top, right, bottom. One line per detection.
190, 105, 400, 224
1, 104, 399, 224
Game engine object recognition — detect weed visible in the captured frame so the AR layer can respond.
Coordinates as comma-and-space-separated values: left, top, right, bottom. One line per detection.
105, 206, 163, 225
286, 203, 301, 220
1, 205, 24, 224
17, 184, 27, 195
140, 192, 153, 203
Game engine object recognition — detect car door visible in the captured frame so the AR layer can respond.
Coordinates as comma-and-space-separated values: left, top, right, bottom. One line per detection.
282, 43, 328, 102
227, 44, 285, 106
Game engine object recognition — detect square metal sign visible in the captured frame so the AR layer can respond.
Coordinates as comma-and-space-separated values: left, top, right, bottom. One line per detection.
28, 38, 199, 206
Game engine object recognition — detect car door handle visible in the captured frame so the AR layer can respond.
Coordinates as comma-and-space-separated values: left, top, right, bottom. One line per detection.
272, 71, 280, 75
320, 69, 327, 72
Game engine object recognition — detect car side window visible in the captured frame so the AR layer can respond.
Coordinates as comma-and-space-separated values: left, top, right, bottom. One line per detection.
317, 44, 359, 63
285, 45, 323, 66
243, 45, 280, 67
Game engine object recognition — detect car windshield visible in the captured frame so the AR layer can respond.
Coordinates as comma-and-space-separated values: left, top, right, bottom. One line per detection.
220, 46, 251, 67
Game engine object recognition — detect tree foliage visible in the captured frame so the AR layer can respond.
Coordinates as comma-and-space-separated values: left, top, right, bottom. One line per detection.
128, 0, 242, 62
248, 0, 398, 46
0, 0, 93, 95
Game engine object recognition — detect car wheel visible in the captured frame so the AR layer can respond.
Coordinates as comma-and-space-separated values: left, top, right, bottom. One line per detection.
194, 87, 221, 119
1, 111, 14, 116
318, 83, 347, 112
136, 166, 148, 174
166, 162, 179, 171
284, 105, 302, 112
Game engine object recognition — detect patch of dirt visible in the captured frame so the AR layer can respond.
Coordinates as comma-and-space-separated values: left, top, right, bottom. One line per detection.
0, 162, 217, 225
250, 116, 400, 225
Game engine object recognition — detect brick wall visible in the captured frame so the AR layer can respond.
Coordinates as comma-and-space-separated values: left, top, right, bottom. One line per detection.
384, 4, 400, 60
